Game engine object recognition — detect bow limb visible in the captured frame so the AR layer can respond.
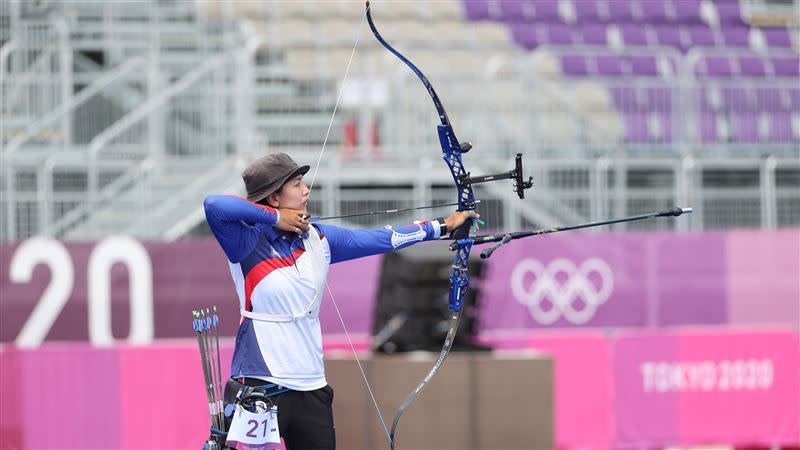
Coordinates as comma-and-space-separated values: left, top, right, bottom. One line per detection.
365, 3, 476, 448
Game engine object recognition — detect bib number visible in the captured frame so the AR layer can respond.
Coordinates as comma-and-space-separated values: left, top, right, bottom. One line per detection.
226, 404, 280, 449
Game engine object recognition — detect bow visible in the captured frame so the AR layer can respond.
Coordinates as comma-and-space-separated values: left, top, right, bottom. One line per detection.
363, 3, 534, 448
365, 3, 472, 444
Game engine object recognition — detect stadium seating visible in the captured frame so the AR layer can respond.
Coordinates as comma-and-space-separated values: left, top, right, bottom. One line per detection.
201, 0, 798, 149
455, 0, 798, 147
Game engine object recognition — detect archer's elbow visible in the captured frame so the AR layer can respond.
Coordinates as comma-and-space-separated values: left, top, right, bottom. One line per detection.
203, 195, 223, 221
203, 194, 221, 211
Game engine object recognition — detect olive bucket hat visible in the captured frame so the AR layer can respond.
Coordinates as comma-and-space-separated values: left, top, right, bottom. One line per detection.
242, 153, 310, 204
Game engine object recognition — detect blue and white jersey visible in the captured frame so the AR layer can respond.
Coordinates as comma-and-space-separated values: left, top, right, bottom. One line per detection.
203, 195, 443, 391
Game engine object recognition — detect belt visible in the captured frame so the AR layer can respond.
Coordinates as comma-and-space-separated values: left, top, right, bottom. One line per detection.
235, 377, 290, 397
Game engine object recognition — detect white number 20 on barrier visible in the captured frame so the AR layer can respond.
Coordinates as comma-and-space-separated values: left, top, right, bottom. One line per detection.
10, 236, 153, 347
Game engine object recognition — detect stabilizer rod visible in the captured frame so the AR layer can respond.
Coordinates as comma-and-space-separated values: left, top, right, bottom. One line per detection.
447, 207, 693, 256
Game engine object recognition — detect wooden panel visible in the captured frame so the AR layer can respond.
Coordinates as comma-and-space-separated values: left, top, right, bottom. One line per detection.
326, 352, 553, 450
326, 356, 374, 450
475, 352, 554, 450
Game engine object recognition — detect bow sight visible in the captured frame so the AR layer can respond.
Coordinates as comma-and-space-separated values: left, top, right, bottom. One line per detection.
458, 152, 534, 202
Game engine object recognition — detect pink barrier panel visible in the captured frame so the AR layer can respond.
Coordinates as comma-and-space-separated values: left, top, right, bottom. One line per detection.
0, 342, 372, 449
726, 230, 800, 325
0, 347, 22, 449
118, 343, 232, 450
613, 332, 681, 446
19, 345, 122, 449
483, 328, 799, 449
0, 240, 381, 344
0, 342, 286, 450
677, 330, 800, 445
479, 232, 729, 330
527, 332, 614, 450
318, 255, 382, 336
3, 230, 799, 347
1, 329, 798, 449
613, 329, 800, 448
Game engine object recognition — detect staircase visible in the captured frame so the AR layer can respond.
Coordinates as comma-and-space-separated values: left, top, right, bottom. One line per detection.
63, 157, 243, 240
1, 0, 252, 240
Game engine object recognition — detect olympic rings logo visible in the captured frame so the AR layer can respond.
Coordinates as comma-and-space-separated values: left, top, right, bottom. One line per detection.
510, 258, 614, 325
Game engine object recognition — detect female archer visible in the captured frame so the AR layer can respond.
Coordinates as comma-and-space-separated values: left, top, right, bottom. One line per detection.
202, 152, 478, 449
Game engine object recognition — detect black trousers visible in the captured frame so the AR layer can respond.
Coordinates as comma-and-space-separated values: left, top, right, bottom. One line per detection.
223, 378, 336, 450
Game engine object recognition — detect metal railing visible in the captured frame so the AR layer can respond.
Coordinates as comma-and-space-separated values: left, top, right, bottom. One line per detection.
63, 54, 232, 237
47, 158, 151, 237
1, 2, 248, 240
1, 19, 72, 146
3, 58, 148, 239
5, 57, 146, 152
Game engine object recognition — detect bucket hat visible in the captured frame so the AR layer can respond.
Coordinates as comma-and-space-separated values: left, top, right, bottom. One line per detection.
242, 153, 310, 204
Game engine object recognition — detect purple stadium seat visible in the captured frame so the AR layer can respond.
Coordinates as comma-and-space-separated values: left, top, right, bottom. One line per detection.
611, 86, 642, 111
498, 0, 529, 22
699, 56, 735, 77
731, 113, 760, 143
532, 0, 561, 22
762, 27, 792, 48
721, 26, 751, 48
650, 113, 674, 142
630, 55, 659, 76
768, 113, 795, 142
738, 56, 767, 77
771, 56, 800, 77
464, 0, 491, 21
623, 113, 650, 142
640, 0, 671, 23
607, 0, 637, 22
544, 22, 576, 45
661, 56, 678, 76
716, 2, 744, 25
653, 24, 685, 50
646, 87, 672, 111
721, 87, 755, 112
687, 25, 718, 48
560, 55, 590, 75
595, 55, 625, 75
574, 0, 604, 23
673, 0, 702, 24
620, 23, 649, 47
700, 112, 720, 142
581, 23, 609, 45
789, 89, 800, 112
755, 88, 787, 112
510, 23, 540, 49
700, 88, 718, 111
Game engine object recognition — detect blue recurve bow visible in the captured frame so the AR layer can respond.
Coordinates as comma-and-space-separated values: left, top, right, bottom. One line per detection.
365, 3, 480, 448
362, 3, 534, 447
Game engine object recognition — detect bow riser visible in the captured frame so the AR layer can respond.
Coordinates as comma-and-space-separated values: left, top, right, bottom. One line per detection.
448, 243, 472, 312
439, 124, 477, 212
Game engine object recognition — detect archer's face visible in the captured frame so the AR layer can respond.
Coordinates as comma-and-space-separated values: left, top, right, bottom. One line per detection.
268, 175, 310, 211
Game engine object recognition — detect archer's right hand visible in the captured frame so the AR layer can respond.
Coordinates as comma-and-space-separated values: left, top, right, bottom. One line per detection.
275, 208, 311, 235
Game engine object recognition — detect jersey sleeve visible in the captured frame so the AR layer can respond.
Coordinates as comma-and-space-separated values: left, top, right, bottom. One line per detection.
203, 195, 279, 263
315, 220, 444, 264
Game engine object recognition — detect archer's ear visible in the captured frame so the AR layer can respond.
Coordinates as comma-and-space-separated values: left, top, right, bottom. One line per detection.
266, 193, 279, 208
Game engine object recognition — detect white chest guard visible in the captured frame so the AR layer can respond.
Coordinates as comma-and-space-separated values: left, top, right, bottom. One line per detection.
239, 226, 327, 323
